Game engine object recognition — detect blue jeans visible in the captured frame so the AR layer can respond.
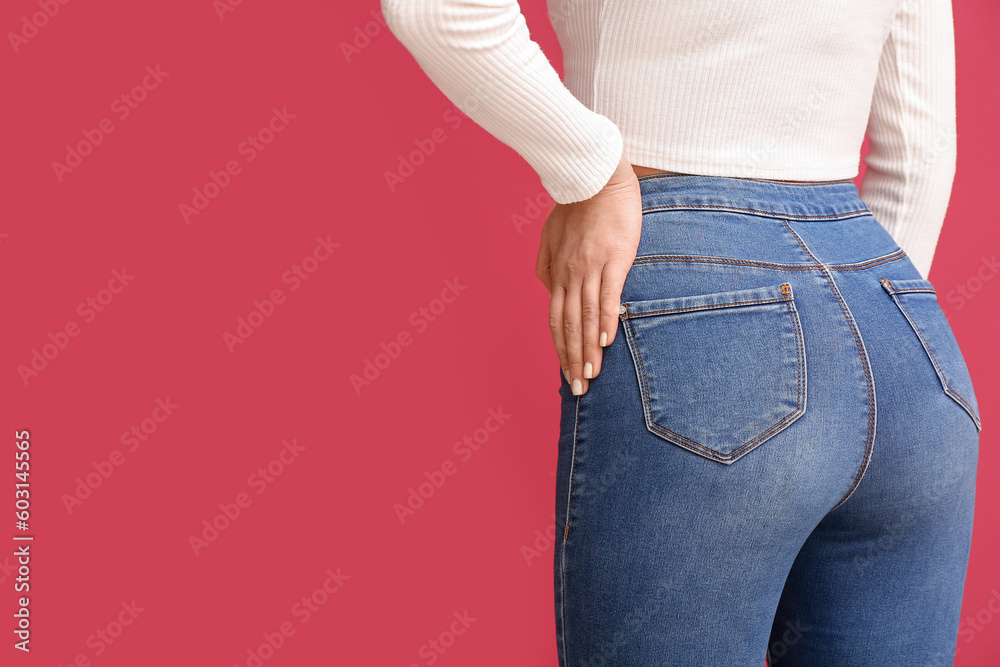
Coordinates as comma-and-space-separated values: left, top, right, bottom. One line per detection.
553, 173, 982, 666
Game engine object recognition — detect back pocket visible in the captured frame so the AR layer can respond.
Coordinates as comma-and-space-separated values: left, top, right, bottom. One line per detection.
619, 282, 807, 464
879, 277, 981, 431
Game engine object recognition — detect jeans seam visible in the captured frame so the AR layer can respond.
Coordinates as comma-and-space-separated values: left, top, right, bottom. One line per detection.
828, 248, 908, 271
563, 395, 582, 541
635, 173, 857, 186
632, 251, 907, 272
623, 318, 655, 441
632, 255, 820, 270
641, 203, 871, 220
788, 295, 808, 450
781, 220, 877, 510
621, 295, 791, 319
741, 177, 857, 185
560, 393, 581, 667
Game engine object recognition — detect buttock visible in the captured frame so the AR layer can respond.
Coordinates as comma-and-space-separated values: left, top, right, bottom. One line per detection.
552, 173, 982, 667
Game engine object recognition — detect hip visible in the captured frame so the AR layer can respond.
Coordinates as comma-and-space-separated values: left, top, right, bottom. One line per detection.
569, 173, 982, 468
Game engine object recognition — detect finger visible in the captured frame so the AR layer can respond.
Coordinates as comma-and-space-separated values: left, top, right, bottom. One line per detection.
581, 272, 604, 379
599, 258, 631, 348
561, 279, 589, 396
548, 284, 569, 382
535, 218, 552, 292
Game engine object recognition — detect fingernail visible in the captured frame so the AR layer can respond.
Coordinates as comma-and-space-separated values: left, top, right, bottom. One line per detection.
563, 367, 570, 382
599, 331, 608, 347
583, 362, 593, 379
571, 378, 583, 395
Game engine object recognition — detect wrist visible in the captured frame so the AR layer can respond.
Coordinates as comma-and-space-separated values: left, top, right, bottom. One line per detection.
597, 150, 638, 195
605, 150, 636, 187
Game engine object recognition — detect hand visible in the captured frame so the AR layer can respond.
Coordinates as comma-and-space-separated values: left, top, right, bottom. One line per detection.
535, 150, 643, 396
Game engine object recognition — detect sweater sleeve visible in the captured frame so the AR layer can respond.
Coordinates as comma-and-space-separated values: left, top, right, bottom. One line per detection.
859, 0, 958, 280
380, 0, 624, 204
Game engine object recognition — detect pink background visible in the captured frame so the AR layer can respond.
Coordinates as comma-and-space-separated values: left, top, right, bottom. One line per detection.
1, 0, 996, 664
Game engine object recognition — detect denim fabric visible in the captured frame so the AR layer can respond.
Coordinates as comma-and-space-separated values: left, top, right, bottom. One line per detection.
553, 173, 982, 666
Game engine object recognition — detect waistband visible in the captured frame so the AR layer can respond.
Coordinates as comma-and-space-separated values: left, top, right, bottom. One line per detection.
637, 173, 871, 222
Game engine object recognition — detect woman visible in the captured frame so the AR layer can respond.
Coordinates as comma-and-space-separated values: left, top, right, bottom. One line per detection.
381, 0, 981, 664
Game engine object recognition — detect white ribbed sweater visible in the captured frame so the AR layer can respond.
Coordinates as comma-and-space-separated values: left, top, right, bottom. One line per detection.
381, 0, 958, 278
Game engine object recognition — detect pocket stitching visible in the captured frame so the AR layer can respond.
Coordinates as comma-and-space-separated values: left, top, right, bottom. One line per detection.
880, 277, 981, 430
622, 295, 792, 319
884, 289, 981, 430
622, 285, 808, 463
